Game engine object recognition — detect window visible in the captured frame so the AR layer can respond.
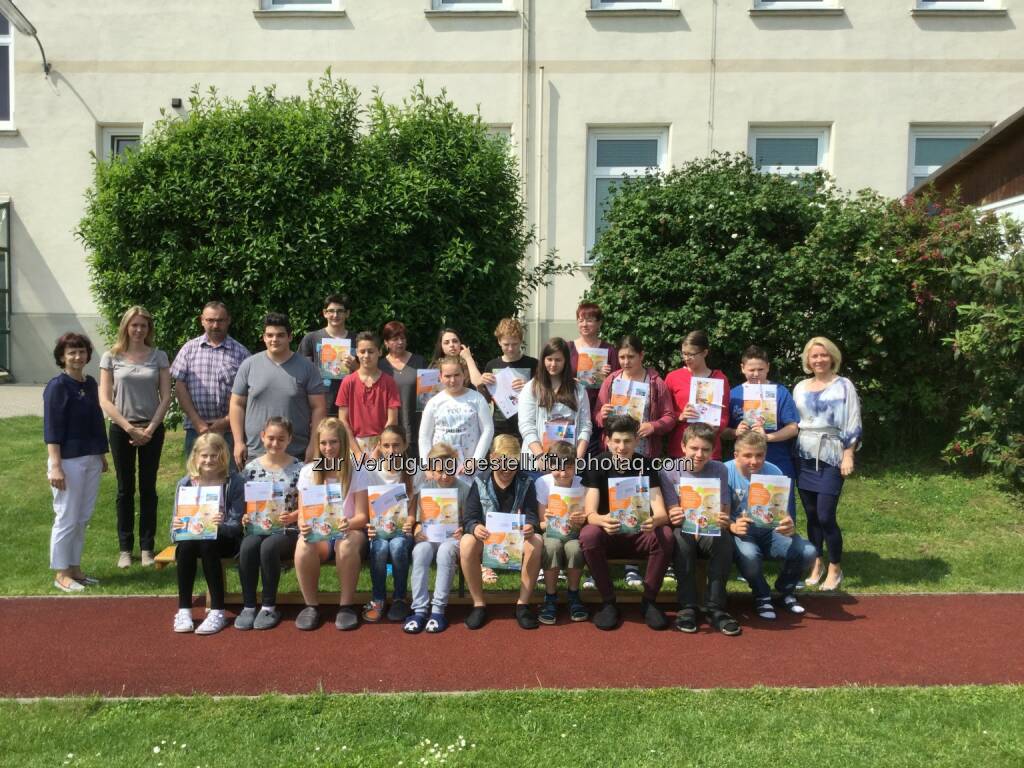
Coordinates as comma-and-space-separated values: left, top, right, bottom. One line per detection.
752, 0, 838, 10
908, 126, 988, 189
748, 126, 829, 175
101, 127, 142, 162
0, 14, 12, 129
916, 1, 1002, 10
586, 129, 668, 262
259, 0, 341, 11
431, 0, 511, 10
591, 0, 671, 10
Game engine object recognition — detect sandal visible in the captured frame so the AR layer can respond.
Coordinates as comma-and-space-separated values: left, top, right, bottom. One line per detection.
569, 596, 590, 623
482, 567, 498, 585
755, 598, 777, 621
403, 612, 428, 634
783, 595, 806, 614
709, 611, 742, 637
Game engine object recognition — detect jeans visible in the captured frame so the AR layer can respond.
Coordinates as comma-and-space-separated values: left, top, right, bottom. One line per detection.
109, 422, 165, 552
673, 528, 734, 613
238, 530, 298, 608
184, 427, 236, 472
369, 535, 413, 602
734, 529, 817, 601
410, 539, 460, 614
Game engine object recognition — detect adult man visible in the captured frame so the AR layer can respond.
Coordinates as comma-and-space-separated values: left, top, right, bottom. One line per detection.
297, 294, 357, 417
170, 301, 250, 467
230, 313, 327, 468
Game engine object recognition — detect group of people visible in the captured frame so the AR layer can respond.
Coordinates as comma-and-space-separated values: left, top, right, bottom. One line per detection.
42, 296, 862, 636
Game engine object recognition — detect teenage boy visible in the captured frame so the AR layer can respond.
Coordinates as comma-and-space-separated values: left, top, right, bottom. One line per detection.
230, 313, 327, 468
727, 431, 816, 619
723, 345, 800, 518
579, 414, 674, 631
298, 294, 358, 417
661, 422, 741, 636
336, 331, 400, 459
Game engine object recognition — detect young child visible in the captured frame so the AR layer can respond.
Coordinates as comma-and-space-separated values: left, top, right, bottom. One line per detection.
405, 442, 472, 634
726, 431, 816, 619
418, 355, 494, 473
293, 417, 372, 631
172, 433, 244, 635
660, 423, 740, 636
363, 424, 418, 623
723, 346, 800, 519
536, 440, 589, 624
235, 417, 304, 631
336, 331, 401, 459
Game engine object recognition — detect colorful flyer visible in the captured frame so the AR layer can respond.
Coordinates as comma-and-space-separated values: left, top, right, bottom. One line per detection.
368, 483, 409, 541
742, 383, 778, 431
545, 485, 584, 542
610, 378, 648, 422
489, 366, 531, 420
748, 474, 791, 529
173, 485, 220, 542
482, 511, 525, 571
688, 377, 724, 427
244, 480, 285, 536
299, 482, 347, 543
419, 487, 459, 542
608, 475, 650, 535
317, 338, 352, 381
415, 368, 442, 412
677, 477, 722, 537
541, 421, 576, 453
576, 347, 609, 389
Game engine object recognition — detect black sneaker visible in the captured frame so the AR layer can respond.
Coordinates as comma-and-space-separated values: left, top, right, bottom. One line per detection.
465, 605, 488, 630
295, 605, 321, 631
335, 606, 359, 631
593, 601, 620, 631
538, 598, 559, 626
641, 599, 669, 630
675, 608, 699, 633
709, 611, 742, 637
516, 604, 539, 630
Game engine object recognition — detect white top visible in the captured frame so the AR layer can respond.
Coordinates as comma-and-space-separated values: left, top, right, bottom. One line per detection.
517, 379, 593, 461
418, 388, 495, 463
297, 460, 373, 517
534, 473, 584, 506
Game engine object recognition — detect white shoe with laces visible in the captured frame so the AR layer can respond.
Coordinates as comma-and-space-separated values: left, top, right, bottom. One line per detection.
195, 609, 228, 635
173, 609, 195, 633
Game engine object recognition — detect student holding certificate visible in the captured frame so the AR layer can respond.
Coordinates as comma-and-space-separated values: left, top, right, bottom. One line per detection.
518, 337, 592, 473
293, 418, 373, 631
418, 355, 494, 474
172, 434, 244, 635
297, 294, 357, 417
406, 443, 472, 634
726, 431, 816, 620
568, 302, 619, 456
665, 330, 731, 461
477, 318, 539, 440
336, 331, 401, 460
459, 435, 544, 630
235, 417, 304, 631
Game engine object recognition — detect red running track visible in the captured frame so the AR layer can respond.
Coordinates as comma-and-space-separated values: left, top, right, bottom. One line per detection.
2, 594, 1023, 697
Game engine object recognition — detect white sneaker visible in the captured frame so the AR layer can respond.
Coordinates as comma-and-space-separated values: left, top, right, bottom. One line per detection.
582, 576, 596, 590
140, 550, 156, 567
195, 609, 228, 636
173, 609, 194, 633
117, 551, 132, 569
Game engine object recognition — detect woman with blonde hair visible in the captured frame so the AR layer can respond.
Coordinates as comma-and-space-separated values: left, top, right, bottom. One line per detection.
293, 417, 373, 631
99, 305, 172, 569
793, 336, 862, 592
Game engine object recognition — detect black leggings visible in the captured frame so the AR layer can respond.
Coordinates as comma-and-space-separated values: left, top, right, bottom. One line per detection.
238, 531, 299, 608
799, 489, 843, 565
176, 535, 240, 610
109, 422, 165, 552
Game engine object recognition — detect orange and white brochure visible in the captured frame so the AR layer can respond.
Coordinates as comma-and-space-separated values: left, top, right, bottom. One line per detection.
677, 477, 722, 537
419, 487, 459, 543
608, 475, 650, 535
173, 485, 220, 542
748, 474, 791, 529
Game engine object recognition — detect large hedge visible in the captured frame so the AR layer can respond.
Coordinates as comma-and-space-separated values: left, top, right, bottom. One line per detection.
585, 153, 1010, 454
79, 76, 568, 357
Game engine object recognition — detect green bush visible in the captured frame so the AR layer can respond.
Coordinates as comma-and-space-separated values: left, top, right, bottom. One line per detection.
79, 76, 570, 358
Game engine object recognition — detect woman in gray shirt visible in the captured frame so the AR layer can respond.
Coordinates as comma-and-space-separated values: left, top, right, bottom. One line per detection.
99, 306, 172, 569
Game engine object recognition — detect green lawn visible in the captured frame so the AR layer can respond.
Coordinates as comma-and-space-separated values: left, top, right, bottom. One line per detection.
3, 414, 1021, 596
2, 686, 1023, 767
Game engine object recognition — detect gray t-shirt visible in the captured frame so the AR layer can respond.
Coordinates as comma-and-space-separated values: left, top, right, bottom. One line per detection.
232, 352, 326, 459
659, 458, 731, 515
99, 349, 169, 424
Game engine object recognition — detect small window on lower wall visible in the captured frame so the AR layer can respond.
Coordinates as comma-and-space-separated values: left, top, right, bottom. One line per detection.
432, 0, 512, 10
916, 1, 1002, 11
752, 0, 838, 10
908, 126, 989, 189
591, 0, 672, 10
261, 0, 341, 10
101, 127, 142, 162
748, 126, 830, 175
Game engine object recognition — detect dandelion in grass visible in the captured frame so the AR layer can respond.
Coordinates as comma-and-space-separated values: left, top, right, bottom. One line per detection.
153, 746, 161, 754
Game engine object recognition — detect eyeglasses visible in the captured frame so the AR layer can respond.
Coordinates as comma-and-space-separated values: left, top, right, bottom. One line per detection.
325, 309, 348, 315
681, 351, 705, 359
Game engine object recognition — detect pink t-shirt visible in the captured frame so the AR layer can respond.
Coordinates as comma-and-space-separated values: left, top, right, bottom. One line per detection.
335, 371, 401, 437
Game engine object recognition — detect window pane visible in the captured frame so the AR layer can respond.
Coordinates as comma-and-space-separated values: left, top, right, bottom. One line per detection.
440, 0, 504, 5
595, 177, 621, 241
0, 46, 9, 122
915, 136, 977, 167
0, 15, 9, 35
754, 137, 819, 168
912, 175, 931, 187
112, 136, 140, 156
595, 139, 658, 168
271, 0, 332, 5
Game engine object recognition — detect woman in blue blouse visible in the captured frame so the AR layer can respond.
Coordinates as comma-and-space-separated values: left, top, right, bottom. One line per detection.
43, 333, 109, 592
793, 337, 862, 592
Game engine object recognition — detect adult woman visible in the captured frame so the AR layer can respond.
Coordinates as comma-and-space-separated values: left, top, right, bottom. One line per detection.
568, 302, 619, 456
99, 306, 172, 569
518, 337, 592, 472
43, 332, 109, 592
664, 330, 731, 460
378, 321, 427, 459
430, 327, 484, 386
793, 336, 862, 592
594, 335, 675, 458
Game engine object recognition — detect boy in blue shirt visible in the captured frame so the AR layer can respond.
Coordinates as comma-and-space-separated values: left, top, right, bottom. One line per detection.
723, 346, 799, 519
726, 431, 816, 620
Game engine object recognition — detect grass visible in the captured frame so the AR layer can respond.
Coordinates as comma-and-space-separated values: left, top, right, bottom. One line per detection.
3, 414, 1022, 596
1, 686, 1023, 767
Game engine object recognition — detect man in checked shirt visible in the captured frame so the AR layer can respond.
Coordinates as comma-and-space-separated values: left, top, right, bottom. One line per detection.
170, 301, 251, 470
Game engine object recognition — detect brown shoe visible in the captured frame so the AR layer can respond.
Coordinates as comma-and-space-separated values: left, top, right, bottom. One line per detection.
140, 550, 156, 567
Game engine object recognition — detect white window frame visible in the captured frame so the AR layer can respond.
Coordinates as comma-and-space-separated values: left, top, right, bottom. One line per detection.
916, 1, 1002, 10
0, 16, 13, 131
591, 0, 670, 10
748, 126, 830, 176
101, 127, 143, 162
259, 0, 343, 11
431, 0, 513, 10
752, 0, 837, 10
907, 125, 989, 190
585, 127, 668, 264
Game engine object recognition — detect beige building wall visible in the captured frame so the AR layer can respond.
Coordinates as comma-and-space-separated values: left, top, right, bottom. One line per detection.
1, 0, 1022, 382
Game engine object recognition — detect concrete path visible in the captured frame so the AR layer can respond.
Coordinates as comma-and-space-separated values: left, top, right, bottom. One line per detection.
0, 385, 44, 417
